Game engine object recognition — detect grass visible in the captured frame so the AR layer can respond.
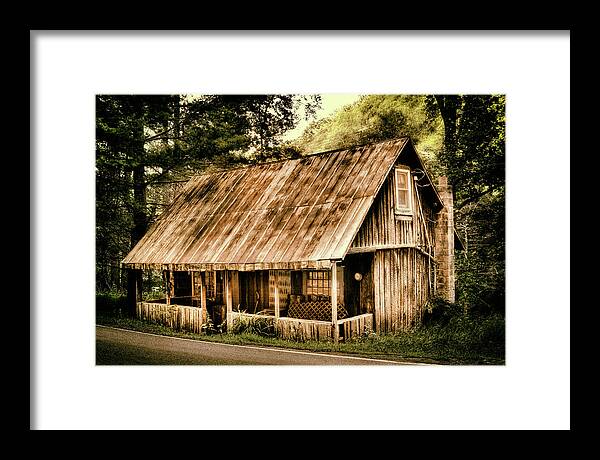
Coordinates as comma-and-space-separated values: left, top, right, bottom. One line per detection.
96, 301, 505, 365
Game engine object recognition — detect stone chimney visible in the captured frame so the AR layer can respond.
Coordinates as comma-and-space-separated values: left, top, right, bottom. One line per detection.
434, 176, 456, 303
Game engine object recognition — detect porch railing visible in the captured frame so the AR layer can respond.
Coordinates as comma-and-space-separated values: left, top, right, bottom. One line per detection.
337, 313, 373, 340
137, 302, 373, 341
136, 301, 203, 333
229, 310, 373, 342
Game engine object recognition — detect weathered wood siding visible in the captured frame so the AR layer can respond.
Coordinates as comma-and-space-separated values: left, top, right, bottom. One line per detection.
350, 166, 435, 251
276, 317, 333, 342
268, 270, 291, 309
372, 248, 431, 332
136, 302, 203, 333
230, 311, 333, 341
338, 313, 373, 339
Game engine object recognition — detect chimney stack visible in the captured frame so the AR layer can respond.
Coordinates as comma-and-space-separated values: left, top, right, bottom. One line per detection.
434, 176, 456, 303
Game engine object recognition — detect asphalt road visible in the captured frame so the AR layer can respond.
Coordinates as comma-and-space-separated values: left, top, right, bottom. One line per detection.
96, 325, 415, 365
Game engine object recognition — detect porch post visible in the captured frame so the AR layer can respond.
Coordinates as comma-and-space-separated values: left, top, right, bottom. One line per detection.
225, 270, 233, 332
164, 270, 174, 305
190, 271, 195, 298
200, 271, 207, 326
331, 261, 339, 344
274, 271, 280, 321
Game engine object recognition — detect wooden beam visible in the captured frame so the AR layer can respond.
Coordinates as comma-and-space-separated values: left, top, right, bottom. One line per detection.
331, 260, 339, 344
347, 243, 415, 254
225, 270, 233, 332
274, 271, 280, 322
200, 272, 207, 326
190, 271, 195, 298
347, 243, 436, 261
164, 270, 174, 305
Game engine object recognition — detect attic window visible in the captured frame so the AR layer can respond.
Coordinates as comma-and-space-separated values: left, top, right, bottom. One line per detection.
395, 167, 413, 216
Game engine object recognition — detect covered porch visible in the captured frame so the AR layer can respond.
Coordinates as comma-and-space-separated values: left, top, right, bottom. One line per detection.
129, 254, 375, 342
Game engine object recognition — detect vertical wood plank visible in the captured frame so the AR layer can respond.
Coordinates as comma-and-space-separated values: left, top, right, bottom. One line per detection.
190, 271, 195, 298
331, 260, 338, 344
274, 271, 280, 321
200, 271, 207, 326
231, 271, 240, 309
225, 270, 233, 331
373, 252, 380, 332
164, 270, 169, 305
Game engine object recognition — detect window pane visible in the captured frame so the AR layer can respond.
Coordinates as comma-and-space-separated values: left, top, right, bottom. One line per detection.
317, 272, 322, 279
398, 190, 408, 207
397, 170, 407, 188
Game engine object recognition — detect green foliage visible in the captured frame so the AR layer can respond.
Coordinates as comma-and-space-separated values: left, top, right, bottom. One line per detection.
430, 95, 505, 206
230, 314, 276, 337
201, 316, 226, 335
422, 296, 464, 326
348, 311, 505, 362
295, 95, 444, 172
96, 94, 320, 293
426, 95, 505, 315
96, 292, 127, 313
97, 307, 504, 364
455, 190, 505, 314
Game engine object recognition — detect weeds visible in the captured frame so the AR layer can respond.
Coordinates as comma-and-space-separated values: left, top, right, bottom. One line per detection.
96, 295, 504, 364
96, 292, 127, 313
231, 314, 275, 337
202, 316, 226, 335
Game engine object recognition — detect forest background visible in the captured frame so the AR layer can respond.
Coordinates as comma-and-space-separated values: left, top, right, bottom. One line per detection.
96, 94, 505, 317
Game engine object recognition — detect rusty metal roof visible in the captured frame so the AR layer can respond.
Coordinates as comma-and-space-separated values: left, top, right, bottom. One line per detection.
122, 137, 412, 271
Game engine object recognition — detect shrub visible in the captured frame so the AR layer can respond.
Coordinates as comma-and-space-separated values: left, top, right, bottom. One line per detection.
422, 296, 464, 326
231, 315, 275, 337
202, 316, 226, 335
96, 292, 127, 313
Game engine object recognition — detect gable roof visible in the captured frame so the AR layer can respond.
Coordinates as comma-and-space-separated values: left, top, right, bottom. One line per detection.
122, 137, 440, 271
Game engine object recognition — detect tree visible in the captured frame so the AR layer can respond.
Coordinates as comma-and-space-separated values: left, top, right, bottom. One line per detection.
96, 94, 320, 293
295, 95, 444, 172
430, 95, 505, 209
428, 95, 505, 314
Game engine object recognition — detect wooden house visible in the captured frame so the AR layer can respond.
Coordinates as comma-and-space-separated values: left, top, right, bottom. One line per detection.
121, 137, 461, 342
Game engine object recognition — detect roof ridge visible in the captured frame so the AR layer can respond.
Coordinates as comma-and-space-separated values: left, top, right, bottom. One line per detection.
185, 136, 410, 180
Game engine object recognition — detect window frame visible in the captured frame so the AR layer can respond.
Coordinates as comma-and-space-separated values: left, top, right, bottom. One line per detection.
306, 270, 331, 296
394, 166, 413, 217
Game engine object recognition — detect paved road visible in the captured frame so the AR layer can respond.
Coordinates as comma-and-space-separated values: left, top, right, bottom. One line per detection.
96, 325, 417, 365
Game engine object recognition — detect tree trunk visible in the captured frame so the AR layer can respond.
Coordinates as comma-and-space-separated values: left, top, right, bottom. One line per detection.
131, 98, 148, 248
129, 102, 147, 305
435, 95, 461, 166
132, 164, 147, 244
